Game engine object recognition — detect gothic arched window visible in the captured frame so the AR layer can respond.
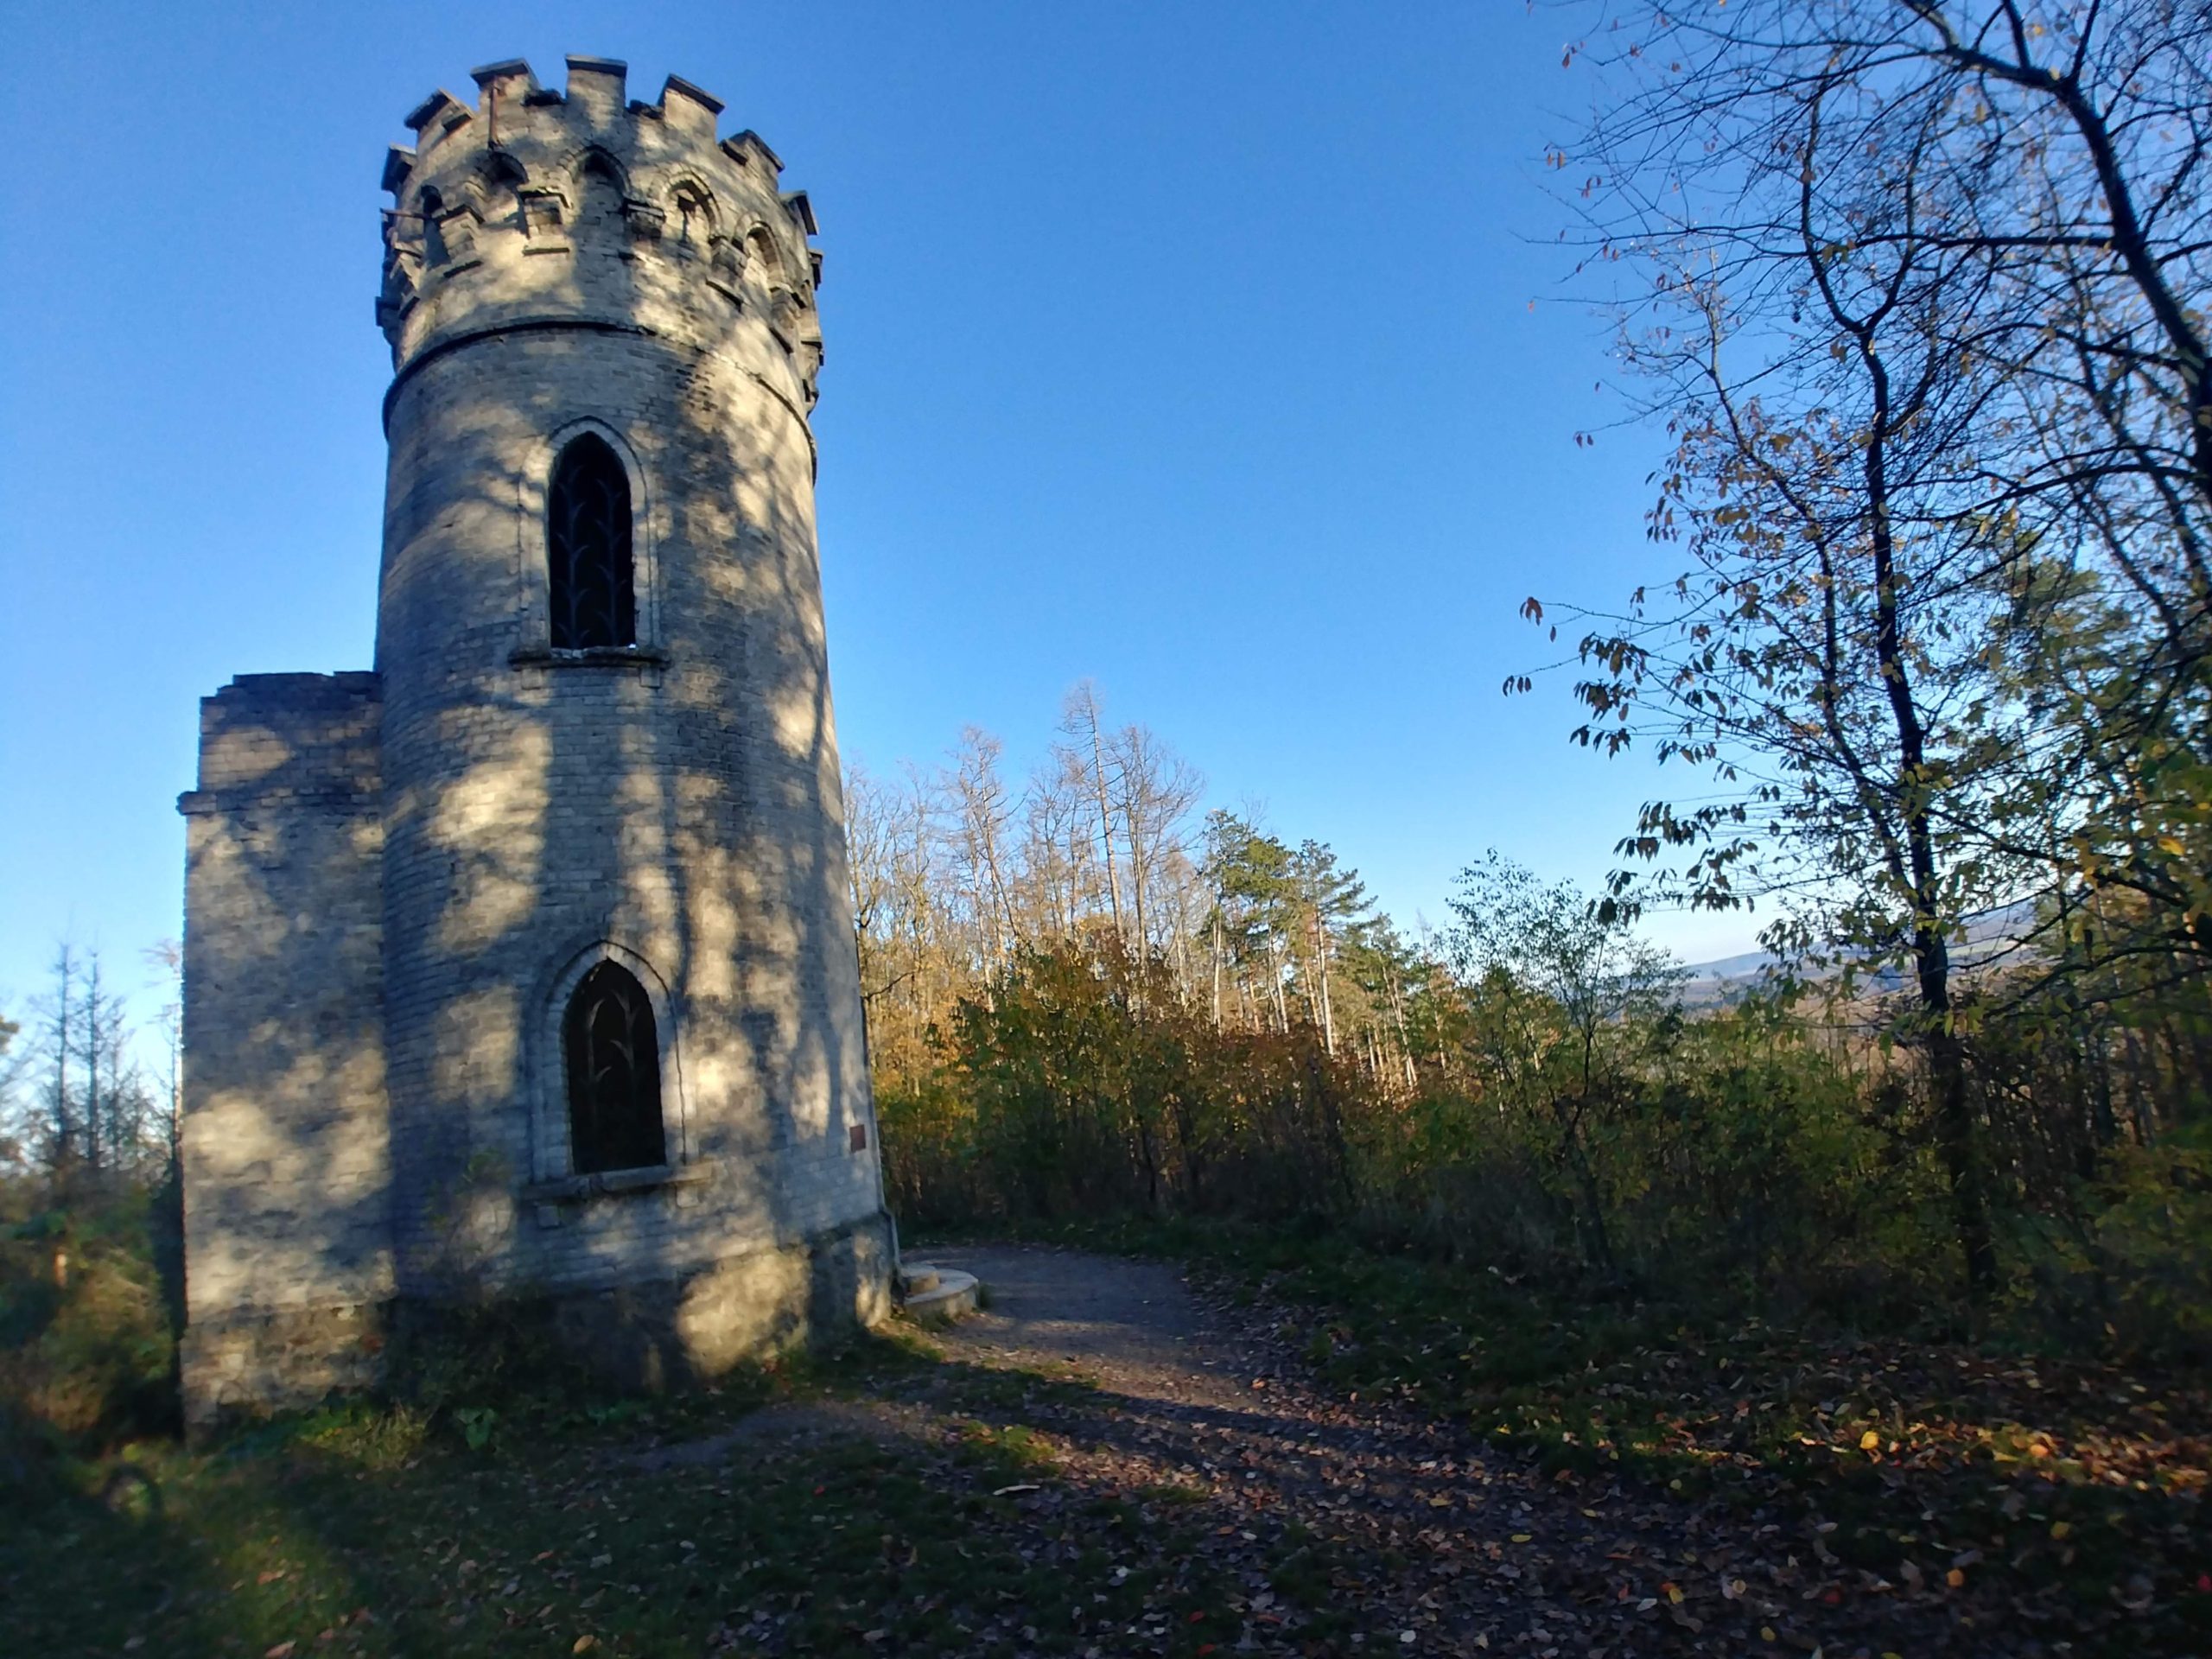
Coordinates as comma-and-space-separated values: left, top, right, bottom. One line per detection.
563, 961, 666, 1173
547, 434, 636, 650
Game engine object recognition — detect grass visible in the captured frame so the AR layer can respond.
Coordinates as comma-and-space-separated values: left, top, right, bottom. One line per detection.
0, 1325, 1322, 1658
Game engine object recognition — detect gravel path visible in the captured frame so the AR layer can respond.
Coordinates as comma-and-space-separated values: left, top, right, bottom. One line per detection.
901, 1243, 2012, 1658
920, 1246, 1255, 1409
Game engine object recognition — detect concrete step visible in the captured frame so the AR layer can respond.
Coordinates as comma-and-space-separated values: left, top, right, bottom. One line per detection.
896, 1265, 941, 1295
899, 1264, 981, 1321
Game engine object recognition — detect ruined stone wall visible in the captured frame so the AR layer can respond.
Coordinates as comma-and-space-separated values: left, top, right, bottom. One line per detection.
374, 58, 886, 1340
177, 672, 392, 1430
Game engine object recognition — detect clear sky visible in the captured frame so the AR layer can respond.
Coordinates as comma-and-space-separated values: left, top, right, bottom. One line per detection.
0, 1, 1764, 1047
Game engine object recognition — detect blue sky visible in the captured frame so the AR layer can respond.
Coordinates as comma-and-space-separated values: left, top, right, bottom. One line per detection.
0, 2, 1763, 1046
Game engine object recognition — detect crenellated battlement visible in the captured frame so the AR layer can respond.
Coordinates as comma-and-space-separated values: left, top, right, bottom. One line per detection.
377, 56, 824, 410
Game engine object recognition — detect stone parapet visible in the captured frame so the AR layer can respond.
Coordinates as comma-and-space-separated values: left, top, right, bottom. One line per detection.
377, 56, 823, 421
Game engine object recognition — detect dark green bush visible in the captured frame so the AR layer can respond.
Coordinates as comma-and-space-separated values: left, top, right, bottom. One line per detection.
0, 1176, 181, 1466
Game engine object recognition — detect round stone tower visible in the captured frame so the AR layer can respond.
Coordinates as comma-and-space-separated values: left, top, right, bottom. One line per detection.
374, 56, 887, 1367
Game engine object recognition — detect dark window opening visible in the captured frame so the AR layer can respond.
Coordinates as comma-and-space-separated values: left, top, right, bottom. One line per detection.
547, 434, 636, 649
420, 188, 448, 265
563, 961, 667, 1174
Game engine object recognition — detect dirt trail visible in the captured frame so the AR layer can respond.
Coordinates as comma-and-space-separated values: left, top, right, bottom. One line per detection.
905, 1243, 2014, 1657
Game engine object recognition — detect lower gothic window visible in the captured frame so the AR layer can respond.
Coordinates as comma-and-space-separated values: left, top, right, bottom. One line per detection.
563, 962, 666, 1173
546, 433, 636, 649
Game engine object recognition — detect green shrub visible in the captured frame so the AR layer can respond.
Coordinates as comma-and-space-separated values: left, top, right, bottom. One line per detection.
0, 1178, 181, 1464
2007, 1121, 2212, 1361
884, 943, 1978, 1328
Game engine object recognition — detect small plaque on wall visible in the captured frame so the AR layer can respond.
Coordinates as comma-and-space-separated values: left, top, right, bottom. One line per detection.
849, 1122, 868, 1152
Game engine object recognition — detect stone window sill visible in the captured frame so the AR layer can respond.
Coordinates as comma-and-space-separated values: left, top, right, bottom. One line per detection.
510, 645, 670, 671
520, 1159, 717, 1204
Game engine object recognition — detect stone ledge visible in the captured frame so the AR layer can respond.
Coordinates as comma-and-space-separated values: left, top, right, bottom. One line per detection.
520, 1158, 720, 1204
508, 645, 671, 671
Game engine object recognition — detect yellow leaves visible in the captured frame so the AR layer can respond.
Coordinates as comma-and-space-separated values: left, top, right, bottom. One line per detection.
1859, 1428, 1881, 1450
1946, 1566, 1967, 1588
1511, 1532, 1535, 1543
1662, 1580, 1685, 1604
2050, 1520, 2072, 1541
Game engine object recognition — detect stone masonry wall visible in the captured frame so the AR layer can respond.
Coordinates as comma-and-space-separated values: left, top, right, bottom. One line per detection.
178, 672, 393, 1430
374, 59, 887, 1325
175, 60, 892, 1430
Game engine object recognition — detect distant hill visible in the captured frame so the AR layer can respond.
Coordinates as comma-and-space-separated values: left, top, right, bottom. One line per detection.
1676, 899, 2044, 1007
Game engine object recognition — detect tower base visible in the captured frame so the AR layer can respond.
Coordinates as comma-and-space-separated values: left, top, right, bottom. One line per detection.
180, 1213, 894, 1440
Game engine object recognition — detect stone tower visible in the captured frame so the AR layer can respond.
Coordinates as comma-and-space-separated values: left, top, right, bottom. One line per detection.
177, 57, 889, 1432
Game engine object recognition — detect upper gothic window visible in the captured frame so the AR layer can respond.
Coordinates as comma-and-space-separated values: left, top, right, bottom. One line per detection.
563, 961, 667, 1174
547, 434, 636, 649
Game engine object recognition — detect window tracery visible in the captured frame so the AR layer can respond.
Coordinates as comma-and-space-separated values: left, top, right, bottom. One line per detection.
546, 434, 635, 649
563, 960, 666, 1174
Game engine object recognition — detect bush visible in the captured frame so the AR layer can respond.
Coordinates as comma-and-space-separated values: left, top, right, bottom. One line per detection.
881, 941, 1965, 1325
2007, 1121, 2212, 1362
0, 1176, 181, 1469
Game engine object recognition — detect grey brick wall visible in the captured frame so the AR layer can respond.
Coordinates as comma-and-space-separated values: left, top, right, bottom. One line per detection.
375, 58, 880, 1301
178, 673, 393, 1427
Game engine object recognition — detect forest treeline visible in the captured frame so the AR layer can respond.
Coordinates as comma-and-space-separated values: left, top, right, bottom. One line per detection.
858, 677, 2209, 1354
866, 0, 2212, 1356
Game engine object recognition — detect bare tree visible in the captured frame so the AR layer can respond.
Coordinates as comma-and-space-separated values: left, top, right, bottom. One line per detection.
1058, 682, 1127, 942
948, 727, 1020, 969
1107, 722, 1205, 960
1533, 0, 2212, 1295
145, 938, 183, 1163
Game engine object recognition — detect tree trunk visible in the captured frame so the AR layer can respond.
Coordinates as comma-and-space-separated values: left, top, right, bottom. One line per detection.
1313, 912, 1337, 1057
